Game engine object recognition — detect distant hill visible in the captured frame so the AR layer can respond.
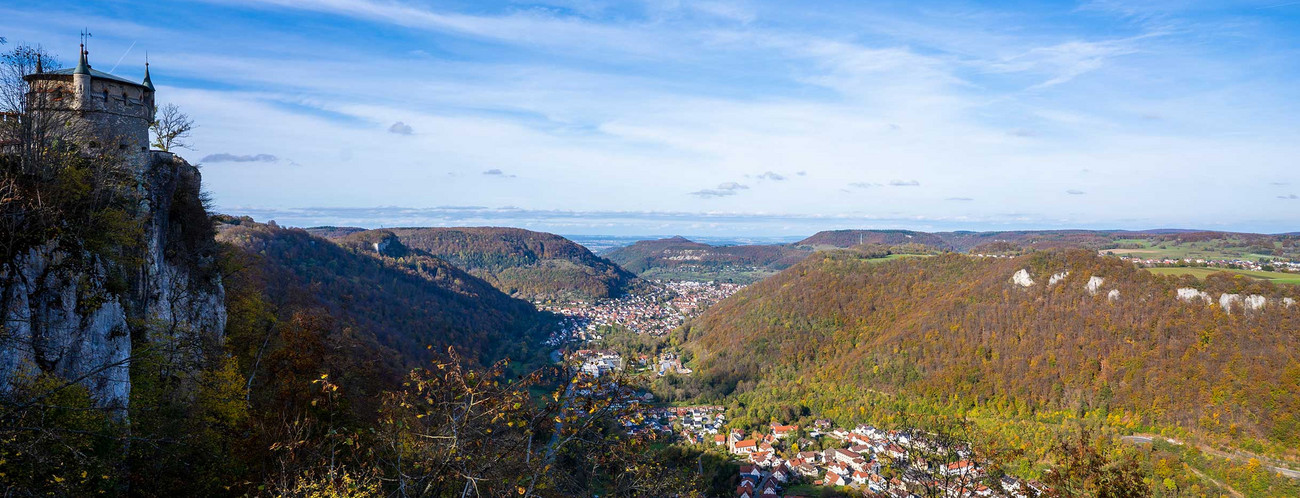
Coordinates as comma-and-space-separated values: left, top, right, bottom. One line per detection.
797, 229, 1300, 260
797, 229, 949, 249
307, 226, 644, 301
603, 236, 811, 283
677, 249, 1300, 454
220, 219, 553, 366
302, 225, 367, 239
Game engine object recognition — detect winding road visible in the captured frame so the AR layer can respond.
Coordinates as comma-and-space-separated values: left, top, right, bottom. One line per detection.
1121, 435, 1300, 479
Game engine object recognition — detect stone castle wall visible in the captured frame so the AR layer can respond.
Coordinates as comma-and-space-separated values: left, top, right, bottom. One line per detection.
26, 74, 154, 173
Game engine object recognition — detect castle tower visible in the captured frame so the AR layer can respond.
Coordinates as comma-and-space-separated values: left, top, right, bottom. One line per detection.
23, 38, 157, 174
72, 44, 91, 110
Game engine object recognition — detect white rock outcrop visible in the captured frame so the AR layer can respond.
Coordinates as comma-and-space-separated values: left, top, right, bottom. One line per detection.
1107, 289, 1121, 301
1219, 293, 1241, 313
1176, 288, 1211, 303
1244, 295, 1267, 311
1085, 276, 1105, 296
1049, 271, 1070, 285
1284, 297, 1296, 307
1012, 269, 1035, 287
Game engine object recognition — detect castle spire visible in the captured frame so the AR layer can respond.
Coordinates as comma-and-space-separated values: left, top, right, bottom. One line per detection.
142, 54, 154, 91
74, 44, 90, 75
75, 29, 92, 74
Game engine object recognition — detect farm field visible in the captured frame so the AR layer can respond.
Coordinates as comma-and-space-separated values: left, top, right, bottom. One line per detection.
1104, 238, 1281, 261
1146, 266, 1300, 285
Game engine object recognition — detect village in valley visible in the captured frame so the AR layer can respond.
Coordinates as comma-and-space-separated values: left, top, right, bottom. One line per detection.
539, 280, 744, 346
542, 278, 1044, 498
619, 405, 1045, 498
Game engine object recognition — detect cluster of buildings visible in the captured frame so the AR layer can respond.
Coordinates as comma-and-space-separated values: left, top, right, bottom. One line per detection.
655, 351, 692, 376
1113, 254, 1300, 273
572, 349, 624, 377
621, 405, 725, 439
720, 421, 1045, 498
538, 280, 746, 345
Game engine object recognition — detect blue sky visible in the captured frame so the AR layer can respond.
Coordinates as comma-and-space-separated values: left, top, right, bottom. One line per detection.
3, 0, 1299, 235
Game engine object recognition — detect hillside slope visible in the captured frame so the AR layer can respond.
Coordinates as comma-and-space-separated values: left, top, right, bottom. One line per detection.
220, 220, 553, 365
680, 250, 1300, 452
603, 236, 810, 283
308, 226, 641, 301
797, 229, 949, 249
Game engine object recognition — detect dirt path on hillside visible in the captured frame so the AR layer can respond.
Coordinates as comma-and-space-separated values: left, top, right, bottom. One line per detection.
1185, 466, 1244, 498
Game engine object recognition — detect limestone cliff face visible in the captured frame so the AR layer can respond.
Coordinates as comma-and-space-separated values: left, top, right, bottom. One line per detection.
0, 152, 225, 412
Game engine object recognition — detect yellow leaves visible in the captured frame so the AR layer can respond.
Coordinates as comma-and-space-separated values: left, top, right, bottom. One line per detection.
517, 486, 527, 495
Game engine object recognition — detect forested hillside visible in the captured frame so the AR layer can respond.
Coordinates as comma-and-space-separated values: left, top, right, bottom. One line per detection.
676, 250, 1300, 462
308, 226, 642, 301
604, 236, 810, 283
797, 229, 949, 249
220, 219, 553, 366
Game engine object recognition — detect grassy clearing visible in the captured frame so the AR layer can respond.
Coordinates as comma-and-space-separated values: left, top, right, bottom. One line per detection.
1103, 238, 1283, 262
1146, 267, 1300, 285
870, 253, 929, 262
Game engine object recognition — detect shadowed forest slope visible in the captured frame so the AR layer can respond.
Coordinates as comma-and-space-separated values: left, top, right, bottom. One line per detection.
220, 219, 553, 366
308, 226, 642, 301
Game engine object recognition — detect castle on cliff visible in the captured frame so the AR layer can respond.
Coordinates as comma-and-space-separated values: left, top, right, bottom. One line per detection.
21, 39, 156, 170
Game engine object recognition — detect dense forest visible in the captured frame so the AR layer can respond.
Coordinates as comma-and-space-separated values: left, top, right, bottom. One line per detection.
670, 250, 1300, 489
308, 226, 644, 301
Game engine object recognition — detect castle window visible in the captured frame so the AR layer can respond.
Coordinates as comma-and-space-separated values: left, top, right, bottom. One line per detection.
119, 143, 128, 150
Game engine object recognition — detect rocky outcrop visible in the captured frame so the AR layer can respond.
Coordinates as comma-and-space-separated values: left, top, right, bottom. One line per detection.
1048, 271, 1069, 285
1012, 269, 1034, 287
0, 152, 224, 412
0, 243, 132, 410
137, 153, 226, 370
1243, 294, 1268, 311
1176, 288, 1211, 303
1085, 276, 1105, 296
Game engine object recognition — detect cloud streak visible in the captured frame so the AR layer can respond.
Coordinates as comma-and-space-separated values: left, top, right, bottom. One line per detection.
690, 181, 749, 198
200, 153, 278, 163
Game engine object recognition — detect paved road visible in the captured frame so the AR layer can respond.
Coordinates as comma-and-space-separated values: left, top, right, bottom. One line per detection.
1121, 434, 1300, 479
